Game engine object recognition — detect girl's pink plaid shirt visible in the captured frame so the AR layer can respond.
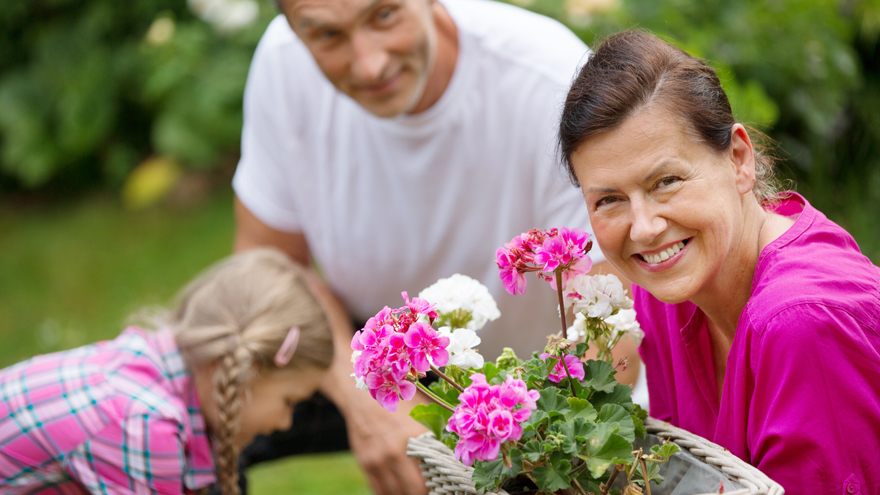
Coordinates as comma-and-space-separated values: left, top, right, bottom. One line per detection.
0, 327, 216, 494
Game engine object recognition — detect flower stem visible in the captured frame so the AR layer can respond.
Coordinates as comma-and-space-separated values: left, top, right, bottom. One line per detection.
415, 381, 455, 412
431, 365, 465, 392
599, 465, 620, 495
640, 456, 652, 495
555, 267, 567, 334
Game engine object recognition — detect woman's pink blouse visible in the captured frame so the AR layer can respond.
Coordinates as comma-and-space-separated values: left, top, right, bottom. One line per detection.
636, 193, 880, 495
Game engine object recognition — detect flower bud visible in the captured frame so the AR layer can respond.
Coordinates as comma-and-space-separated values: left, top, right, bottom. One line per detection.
496, 347, 520, 368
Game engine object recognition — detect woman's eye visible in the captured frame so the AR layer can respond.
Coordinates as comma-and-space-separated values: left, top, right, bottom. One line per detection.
657, 175, 680, 188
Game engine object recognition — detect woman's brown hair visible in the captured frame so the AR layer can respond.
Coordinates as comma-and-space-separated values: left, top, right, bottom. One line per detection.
559, 30, 780, 202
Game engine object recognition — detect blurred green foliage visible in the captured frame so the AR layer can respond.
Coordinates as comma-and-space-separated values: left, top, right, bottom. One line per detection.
521, 0, 880, 260
0, 0, 276, 190
1, 0, 878, 259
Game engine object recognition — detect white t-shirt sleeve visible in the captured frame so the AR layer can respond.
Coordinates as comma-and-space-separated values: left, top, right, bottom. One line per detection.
232, 18, 306, 233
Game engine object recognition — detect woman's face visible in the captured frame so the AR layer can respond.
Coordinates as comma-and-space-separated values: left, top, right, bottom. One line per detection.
571, 105, 754, 304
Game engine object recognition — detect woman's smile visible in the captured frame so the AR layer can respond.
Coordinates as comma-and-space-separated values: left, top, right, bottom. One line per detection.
633, 238, 691, 272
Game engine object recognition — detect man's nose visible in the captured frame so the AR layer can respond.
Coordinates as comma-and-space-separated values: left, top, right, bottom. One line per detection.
350, 31, 389, 83
629, 198, 667, 245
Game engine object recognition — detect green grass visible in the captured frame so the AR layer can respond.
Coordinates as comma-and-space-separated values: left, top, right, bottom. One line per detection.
0, 190, 235, 366
0, 188, 370, 494
248, 453, 371, 495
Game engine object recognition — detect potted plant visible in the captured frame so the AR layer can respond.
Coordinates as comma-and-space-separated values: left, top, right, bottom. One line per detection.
351, 228, 783, 495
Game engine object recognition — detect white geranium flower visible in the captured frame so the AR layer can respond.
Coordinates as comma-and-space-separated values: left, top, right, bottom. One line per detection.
440, 328, 484, 369
419, 274, 500, 331
605, 309, 644, 347
351, 373, 368, 391
566, 311, 588, 342
565, 273, 631, 320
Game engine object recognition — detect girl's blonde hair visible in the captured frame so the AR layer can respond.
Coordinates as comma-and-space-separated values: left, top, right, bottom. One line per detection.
156, 248, 333, 495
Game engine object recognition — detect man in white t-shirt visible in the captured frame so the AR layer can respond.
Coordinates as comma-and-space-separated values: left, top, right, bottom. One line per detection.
232, 0, 640, 493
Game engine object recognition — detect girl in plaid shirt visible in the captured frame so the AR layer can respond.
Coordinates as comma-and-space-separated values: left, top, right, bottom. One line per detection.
0, 248, 335, 495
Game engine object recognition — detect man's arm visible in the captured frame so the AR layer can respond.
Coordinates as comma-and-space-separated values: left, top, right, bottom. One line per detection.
234, 196, 429, 495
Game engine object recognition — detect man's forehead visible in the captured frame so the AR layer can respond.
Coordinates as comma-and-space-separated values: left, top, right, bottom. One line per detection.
285, 0, 385, 27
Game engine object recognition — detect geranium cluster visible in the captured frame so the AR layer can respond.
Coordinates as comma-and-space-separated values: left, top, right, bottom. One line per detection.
562, 273, 644, 360
563, 273, 633, 320
495, 228, 593, 295
418, 274, 500, 370
351, 293, 450, 412
446, 374, 539, 466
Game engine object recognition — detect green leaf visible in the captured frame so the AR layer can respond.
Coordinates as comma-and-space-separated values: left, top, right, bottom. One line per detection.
566, 397, 598, 422
481, 361, 504, 384
632, 460, 662, 487
578, 426, 635, 478
631, 402, 649, 421
428, 379, 461, 405
503, 448, 524, 477
590, 383, 634, 410
472, 459, 505, 493
409, 403, 452, 440
522, 439, 546, 462
557, 418, 591, 456
537, 387, 571, 415
597, 403, 636, 442
650, 442, 681, 462
532, 452, 572, 492
632, 414, 646, 439
582, 359, 618, 394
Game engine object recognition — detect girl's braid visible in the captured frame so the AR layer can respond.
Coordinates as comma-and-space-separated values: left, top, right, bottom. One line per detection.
213, 346, 251, 495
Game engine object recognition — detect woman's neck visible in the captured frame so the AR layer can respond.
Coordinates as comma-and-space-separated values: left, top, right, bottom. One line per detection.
693, 197, 797, 343
692, 197, 769, 343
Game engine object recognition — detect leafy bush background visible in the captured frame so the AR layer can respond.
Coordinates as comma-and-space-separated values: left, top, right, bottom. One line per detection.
1, 0, 878, 260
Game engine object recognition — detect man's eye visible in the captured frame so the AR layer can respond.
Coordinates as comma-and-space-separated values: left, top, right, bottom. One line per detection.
596, 196, 619, 208
374, 6, 396, 22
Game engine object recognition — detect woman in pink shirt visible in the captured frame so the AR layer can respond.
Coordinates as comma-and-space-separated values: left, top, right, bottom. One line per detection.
558, 31, 880, 494
0, 248, 334, 495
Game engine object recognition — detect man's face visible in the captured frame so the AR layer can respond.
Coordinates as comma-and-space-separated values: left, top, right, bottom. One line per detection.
282, 0, 437, 118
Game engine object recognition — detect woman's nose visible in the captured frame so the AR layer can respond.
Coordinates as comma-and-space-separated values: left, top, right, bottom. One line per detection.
629, 199, 667, 245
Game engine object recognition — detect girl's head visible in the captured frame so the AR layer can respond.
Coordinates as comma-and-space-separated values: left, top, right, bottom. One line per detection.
161, 248, 333, 495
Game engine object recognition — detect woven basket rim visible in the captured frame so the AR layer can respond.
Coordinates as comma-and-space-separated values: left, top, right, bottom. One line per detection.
406, 416, 785, 495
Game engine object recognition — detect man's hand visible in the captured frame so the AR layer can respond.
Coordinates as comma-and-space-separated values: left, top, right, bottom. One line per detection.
344, 389, 430, 495
303, 268, 429, 495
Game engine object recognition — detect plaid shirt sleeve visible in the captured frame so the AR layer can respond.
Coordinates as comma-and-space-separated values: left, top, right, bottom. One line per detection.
65, 413, 188, 495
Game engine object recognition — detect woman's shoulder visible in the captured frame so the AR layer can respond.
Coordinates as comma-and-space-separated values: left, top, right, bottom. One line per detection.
747, 197, 880, 336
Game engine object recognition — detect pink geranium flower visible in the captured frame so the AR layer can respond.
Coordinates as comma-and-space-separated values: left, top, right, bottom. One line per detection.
446, 374, 537, 466
403, 322, 450, 372
540, 353, 586, 383
496, 227, 593, 295
365, 364, 416, 412
496, 247, 527, 295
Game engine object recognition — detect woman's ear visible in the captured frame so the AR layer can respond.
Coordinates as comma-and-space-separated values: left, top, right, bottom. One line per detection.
729, 124, 756, 195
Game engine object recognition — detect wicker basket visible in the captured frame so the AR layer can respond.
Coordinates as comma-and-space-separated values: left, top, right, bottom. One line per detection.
406, 417, 784, 495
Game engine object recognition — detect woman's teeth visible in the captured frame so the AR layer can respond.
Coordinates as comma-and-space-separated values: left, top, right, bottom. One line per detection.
644, 241, 686, 264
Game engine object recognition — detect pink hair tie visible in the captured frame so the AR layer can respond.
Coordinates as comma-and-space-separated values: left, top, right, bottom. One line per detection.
275, 326, 301, 367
